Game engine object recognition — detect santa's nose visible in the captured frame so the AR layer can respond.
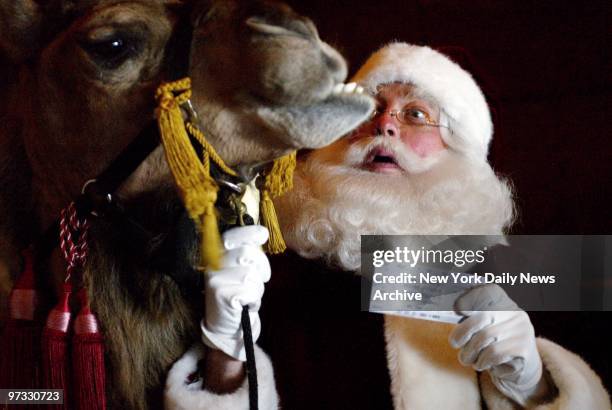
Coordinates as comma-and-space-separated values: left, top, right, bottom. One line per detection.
376, 114, 400, 138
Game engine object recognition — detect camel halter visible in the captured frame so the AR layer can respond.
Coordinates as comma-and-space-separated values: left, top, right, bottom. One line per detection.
155, 77, 296, 271
19, 10, 287, 409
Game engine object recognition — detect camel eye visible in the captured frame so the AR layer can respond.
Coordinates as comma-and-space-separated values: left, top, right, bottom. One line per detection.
81, 33, 141, 69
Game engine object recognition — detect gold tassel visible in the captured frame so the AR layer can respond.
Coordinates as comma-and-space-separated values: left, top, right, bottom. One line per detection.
260, 152, 297, 253
155, 78, 222, 270
155, 77, 297, 263
260, 191, 284, 253
200, 202, 222, 271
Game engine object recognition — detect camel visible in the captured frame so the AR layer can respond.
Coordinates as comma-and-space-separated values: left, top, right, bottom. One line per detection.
0, 0, 374, 408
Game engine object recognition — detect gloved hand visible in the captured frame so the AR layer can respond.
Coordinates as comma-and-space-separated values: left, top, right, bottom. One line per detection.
449, 284, 548, 406
200, 225, 271, 361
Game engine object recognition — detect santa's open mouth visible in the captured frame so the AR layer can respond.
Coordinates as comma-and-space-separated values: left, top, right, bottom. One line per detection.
364, 147, 403, 173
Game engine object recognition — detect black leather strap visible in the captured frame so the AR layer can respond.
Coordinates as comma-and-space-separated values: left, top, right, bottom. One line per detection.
81, 122, 159, 209
242, 306, 259, 410
35, 121, 159, 256
164, 7, 194, 81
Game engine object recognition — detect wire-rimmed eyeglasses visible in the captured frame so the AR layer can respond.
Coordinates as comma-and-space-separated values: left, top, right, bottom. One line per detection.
370, 106, 447, 131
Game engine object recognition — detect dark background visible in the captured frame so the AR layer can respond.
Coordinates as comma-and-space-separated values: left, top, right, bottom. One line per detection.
286, 0, 611, 392
0, 0, 609, 400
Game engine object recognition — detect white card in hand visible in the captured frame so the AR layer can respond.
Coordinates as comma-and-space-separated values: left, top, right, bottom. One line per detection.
373, 310, 463, 324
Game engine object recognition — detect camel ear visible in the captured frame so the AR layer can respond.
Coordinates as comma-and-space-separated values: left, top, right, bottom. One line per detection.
0, 0, 43, 62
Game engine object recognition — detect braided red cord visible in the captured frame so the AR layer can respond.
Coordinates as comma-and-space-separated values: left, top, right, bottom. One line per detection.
59, 202, 89, 281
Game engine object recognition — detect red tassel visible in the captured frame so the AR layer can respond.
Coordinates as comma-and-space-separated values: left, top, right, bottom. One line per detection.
41, 282, 72, 408
72, 288, 106, 410
0, 250, 42, 390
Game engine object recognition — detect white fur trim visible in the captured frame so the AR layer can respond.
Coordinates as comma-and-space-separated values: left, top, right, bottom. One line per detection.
384, 315, 481, 410
351, 42, 492, 162
480, 338, 611, 409
165, 344, 279, 410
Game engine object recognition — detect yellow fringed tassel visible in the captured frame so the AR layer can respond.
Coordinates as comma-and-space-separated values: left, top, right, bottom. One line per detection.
156, 77, 297, 264
260, 191, 285, 253
263, 152, 297, 196
260, 152, 297, 253
156, 78, 222, 270
200, 202, 222, 271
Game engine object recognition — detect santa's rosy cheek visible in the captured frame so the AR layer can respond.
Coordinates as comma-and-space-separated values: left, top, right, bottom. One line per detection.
404, 131, 446, 158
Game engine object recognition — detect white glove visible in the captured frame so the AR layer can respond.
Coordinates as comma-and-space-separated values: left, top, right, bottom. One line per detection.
200, 225, 271, 361
449, 284, 546, 406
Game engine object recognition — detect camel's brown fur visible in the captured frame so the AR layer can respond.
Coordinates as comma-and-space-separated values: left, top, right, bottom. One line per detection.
0, 0, 373, 408
84, 190, 201, 408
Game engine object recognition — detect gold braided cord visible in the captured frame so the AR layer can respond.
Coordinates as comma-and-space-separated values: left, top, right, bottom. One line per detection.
185, 122, 238, 178
155, 77, 294, 269
155, 77, 192, 108
156, 77, 222, 270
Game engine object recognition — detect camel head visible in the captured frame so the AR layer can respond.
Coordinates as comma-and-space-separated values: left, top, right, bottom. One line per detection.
0, 1, 373, 405
0, 2, 381, 406
0, 0, 374, 231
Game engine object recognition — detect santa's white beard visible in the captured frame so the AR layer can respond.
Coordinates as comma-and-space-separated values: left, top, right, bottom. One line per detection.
275, 138, 515, 271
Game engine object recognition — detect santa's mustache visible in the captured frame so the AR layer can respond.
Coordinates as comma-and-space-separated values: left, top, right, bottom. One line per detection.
346, 136, 405, 165
343, 135, 440, 174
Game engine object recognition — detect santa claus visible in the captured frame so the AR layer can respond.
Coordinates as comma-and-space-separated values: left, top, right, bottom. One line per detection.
265, 43, 610, 409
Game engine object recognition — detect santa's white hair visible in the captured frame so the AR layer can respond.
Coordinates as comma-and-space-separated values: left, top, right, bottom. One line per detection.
275, 140, 515, 271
